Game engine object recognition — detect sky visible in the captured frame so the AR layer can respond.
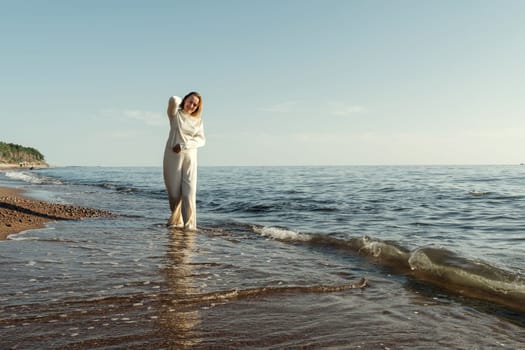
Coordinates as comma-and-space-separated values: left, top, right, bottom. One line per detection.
1, 0, 524, 166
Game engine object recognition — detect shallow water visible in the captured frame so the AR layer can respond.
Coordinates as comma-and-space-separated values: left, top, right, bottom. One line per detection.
1, 165, 524, 349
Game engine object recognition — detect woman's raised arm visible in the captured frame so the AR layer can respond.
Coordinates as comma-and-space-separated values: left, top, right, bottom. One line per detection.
167, 96, 181, 119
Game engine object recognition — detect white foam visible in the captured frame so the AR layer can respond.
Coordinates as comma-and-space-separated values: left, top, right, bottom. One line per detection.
6, 231, 35, 240
468, 190, 490, 196
253, 226, 311, 242
4, 171, 41, 183
359, 239, 385, 257
4, 171, 62, 185
5, 227, 55, 241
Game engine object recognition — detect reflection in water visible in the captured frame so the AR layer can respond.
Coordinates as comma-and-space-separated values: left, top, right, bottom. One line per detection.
158, 228, 202, 348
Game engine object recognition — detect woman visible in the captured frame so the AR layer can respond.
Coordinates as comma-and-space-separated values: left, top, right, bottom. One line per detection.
163, 92, 205, 230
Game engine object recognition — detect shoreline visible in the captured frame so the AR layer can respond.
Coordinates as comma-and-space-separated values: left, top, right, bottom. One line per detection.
0, 186, 113, 240
0, 163, 51, 171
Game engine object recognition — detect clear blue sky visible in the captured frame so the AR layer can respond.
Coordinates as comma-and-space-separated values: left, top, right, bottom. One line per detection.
1, 0, 524, 166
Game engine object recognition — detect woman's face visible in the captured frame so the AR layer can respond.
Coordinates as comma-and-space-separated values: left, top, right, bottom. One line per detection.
183, 95, 200, 115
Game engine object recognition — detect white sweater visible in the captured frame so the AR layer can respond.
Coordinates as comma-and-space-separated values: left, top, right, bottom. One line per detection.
168, 96, 206, 150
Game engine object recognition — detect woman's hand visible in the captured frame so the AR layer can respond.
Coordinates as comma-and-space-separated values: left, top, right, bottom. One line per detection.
172, 144, 182, 153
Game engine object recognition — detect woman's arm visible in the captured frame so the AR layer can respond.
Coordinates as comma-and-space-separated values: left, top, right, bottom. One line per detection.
167, 96, 181, 119
180, 123, 206, 150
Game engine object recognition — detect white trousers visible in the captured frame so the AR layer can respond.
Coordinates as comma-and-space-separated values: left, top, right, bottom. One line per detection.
163, 146, 198, 230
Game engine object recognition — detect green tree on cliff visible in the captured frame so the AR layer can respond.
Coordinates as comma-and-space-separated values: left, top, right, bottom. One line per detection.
0, 141, 46, 164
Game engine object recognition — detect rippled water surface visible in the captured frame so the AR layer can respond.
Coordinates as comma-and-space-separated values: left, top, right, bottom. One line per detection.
1, 165, 524, 349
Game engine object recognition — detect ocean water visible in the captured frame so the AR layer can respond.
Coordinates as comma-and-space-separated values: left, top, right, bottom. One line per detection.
1, 165, 524, 349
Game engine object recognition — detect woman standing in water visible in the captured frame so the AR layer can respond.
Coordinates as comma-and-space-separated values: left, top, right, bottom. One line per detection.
163, 92, 205, 230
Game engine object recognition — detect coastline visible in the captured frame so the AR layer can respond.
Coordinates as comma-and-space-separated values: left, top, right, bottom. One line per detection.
0, 163, 51, 171
0, 186, 113, 240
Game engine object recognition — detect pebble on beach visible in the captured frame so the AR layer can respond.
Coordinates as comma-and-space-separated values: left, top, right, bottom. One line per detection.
0, 189, 114, 239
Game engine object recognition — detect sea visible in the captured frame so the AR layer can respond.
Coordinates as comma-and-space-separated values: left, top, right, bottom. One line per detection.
0, 165, 524, 349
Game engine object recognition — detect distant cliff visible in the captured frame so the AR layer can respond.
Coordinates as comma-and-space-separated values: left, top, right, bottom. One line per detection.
0, 141, 48, 166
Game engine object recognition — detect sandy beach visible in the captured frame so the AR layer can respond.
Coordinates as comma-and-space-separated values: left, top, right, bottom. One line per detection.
0, 163, 50, 171
0, 186, 113, 240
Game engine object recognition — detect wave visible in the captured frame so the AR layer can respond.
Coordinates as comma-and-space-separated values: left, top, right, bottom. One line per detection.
3, 168, 167, 199
204, 200, 340, 215
160, 278, 369, 307
252, 225, 311, 241
98, 182, 142, 194
408, 247, 525, 313
2, 171, 63, 185
251, 224, 525, 313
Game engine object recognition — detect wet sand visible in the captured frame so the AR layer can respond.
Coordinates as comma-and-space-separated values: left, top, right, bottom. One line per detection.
0, 186, 113, 240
